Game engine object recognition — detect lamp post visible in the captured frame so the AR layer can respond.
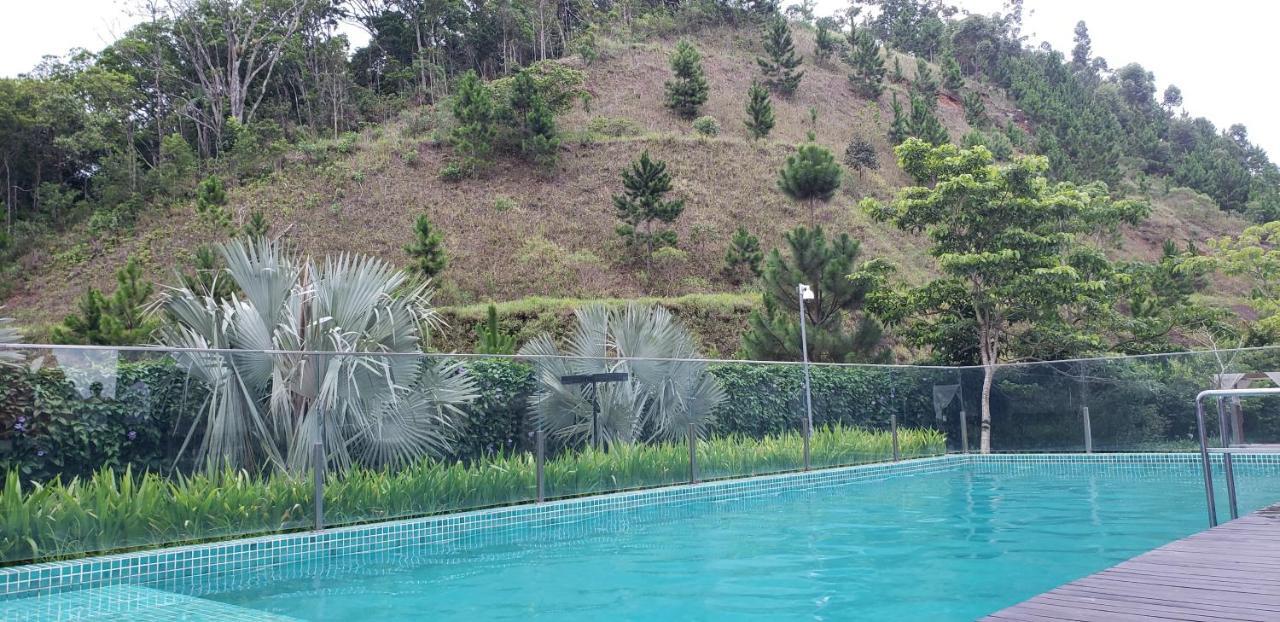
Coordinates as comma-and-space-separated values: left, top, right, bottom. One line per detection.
798, 283, 815, 470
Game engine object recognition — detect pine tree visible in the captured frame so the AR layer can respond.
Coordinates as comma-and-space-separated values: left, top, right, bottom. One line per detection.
907, 94, 949, 146
475, 304, 516, 354
51, 255, 156, 345
741, 226, 888, 363
744, 80, 775, 141
941, 52, 964, 92
664, 40, 709, 119
814, 20, 837, 64
181, 245, 237, 301
847, 26, 885, 98
195, 175, 230, 230
892, 55, 904, 82
242, 211, 269, 239
888, 93, 910, 144
963, 90, 988, 127
510, 69, 560, 168
912, 58, 938, 102
757, 16, 804, 95
522, 97, 561, 169
450, 70, 496, 174
404, 214, 448, 279
723, 226, 763, 284
613, 151, 684, 270
844, 138, 879, 178
1071, 20, 1092, 68
778, 138, 842, 224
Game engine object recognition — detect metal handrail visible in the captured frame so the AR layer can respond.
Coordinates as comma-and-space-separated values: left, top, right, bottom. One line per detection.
1195, 388, 1280, 527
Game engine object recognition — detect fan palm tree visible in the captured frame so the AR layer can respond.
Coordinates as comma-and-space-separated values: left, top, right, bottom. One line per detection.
156, 238, 476, 475
519, 304, 725, 448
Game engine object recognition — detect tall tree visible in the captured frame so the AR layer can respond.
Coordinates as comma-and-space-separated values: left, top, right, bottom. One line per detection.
614, 151, 684, 270
664, 40, 709, 119
450, 70, 496, 174
888, 92, 909, 144
847, 25, 885, 98
758, 16, 804, 95
862, 139, 1143, 452
404, 213, 448, 279
1071, 20, 1092, 68
162, 0, 311, 154
907, 94, 949, 145
778, 138, 842, 223
941, 51, 964, 91
912, 58, 938, 102
741, 225, 888, 363
814, 19, 838, 64
744, 80, 775, 140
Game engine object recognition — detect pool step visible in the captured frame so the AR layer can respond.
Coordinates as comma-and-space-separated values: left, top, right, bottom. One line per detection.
0, 584, 301, 622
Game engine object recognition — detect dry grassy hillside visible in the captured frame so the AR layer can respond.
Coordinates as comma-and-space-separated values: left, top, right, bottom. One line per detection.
2, 26, 1249, 335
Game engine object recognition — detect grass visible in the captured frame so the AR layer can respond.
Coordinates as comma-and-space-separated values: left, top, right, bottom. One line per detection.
0, 424, 944, 566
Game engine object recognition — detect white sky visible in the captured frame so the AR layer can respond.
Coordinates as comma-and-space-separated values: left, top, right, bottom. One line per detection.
1, 0, 1276, 156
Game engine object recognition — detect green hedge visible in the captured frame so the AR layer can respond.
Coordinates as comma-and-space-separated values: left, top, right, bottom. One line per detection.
0, 425, 945, 565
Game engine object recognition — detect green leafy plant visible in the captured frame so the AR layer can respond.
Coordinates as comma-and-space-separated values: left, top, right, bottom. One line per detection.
744, 80, 775, 141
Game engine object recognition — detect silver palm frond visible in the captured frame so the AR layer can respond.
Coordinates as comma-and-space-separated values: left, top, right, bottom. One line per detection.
518, 303, 724, 448
156, 238, 476, 475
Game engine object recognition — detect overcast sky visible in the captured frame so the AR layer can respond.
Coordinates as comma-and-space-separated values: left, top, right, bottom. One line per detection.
2, 0, 1276, 156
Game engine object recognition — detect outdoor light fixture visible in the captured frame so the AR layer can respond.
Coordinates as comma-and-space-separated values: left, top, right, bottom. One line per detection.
797, 283, 814, 470
560, 372, 630, 450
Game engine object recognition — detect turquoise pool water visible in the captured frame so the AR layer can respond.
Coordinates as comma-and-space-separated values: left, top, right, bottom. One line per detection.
208, 462, 1278, 621
4, 458, 1279, 621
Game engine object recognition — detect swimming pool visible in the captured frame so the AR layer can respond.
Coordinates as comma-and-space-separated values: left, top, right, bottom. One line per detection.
3, 454, 1278, 621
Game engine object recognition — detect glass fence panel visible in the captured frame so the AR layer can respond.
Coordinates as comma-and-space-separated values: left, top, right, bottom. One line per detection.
0, 347, 313, 566
323, 353, 537, 527
697, 360, 804, 481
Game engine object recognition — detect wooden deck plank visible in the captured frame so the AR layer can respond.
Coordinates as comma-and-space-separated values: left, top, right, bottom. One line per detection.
981, 503, 1280, 621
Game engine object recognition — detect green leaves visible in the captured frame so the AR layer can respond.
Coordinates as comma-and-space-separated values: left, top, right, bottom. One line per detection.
404, 213, 447, 279
743, 80, 775, 141
777, 139, 841, 222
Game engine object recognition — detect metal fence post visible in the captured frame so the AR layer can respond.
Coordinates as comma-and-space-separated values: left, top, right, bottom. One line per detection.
312, 440, 325, 531
688, 424, 699, 484
802, 416, 811, 471
1082, 406, 1093, 454
536, 427, 546, 503
959, 409, 969, 454
891, 414, 900, 462
1216, 398, 1239, 520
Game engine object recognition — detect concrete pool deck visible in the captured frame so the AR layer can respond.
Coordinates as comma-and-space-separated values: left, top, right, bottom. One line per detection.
983, 503, 1280, 622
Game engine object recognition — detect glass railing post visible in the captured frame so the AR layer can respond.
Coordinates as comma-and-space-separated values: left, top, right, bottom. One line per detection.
688, 423, 699, 484
536, 427, 546, 503
313, 440, 325, 531
891, 414, 900, 462
1082, 406, 1093, 454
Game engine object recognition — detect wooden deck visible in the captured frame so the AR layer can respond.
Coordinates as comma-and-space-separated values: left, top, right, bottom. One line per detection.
982, 504, 1280, 622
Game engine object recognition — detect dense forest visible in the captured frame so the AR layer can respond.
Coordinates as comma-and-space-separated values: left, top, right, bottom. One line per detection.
1, 0, 1278, 366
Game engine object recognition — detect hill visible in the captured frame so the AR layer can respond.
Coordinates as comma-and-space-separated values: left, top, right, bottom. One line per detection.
1, 24, 1249, 350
